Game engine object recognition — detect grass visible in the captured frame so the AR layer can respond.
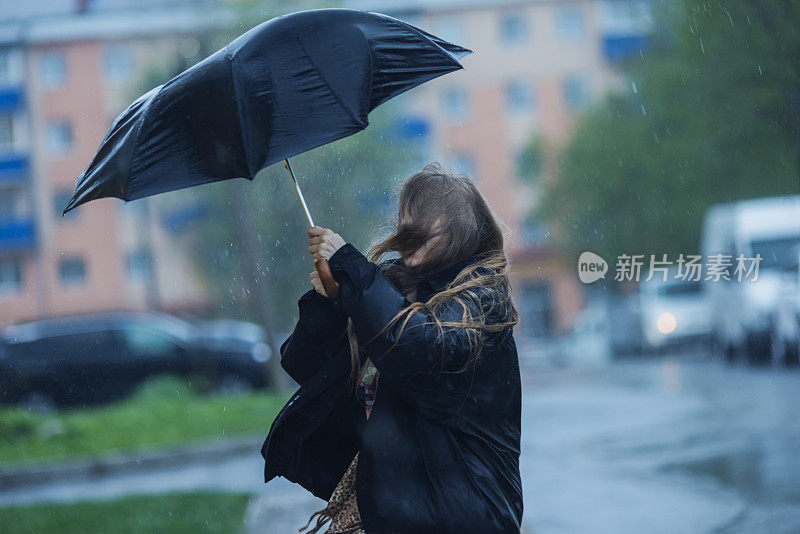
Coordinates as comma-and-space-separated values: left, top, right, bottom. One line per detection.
0, 376, 290, 467
0, 491, 252, 534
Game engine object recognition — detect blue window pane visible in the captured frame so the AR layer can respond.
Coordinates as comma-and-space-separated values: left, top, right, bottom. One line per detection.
0, 258, 23, 295
442, 88, 469, 119
59, 257, 86, 286
500, 13, 528, 43
41, 51, 66, 89
47, 121, 72, 154
563, 75, 590, 112
557, 9, 585, 40
506, 81, 534, 113
126, 249, 153, 282
105, 44, 134, 83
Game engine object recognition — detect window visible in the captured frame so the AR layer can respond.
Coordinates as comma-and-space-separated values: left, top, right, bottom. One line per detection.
0, 49, 10, 83
122, 328, 179, 358
563, 75, 590, 112
0, 187, 24, 219
0, 258, 23, 296
506, 81, 534, 113
54, 190, 77, 219
59, 257, 86, 286
750, 236, 800, 271
500, 13, 528, 43
557, 8, 585, 40
104, 44, 134, 83
0, 48, 15, 85
0, 113, 13, 150
604, 0, 652, 30
442, 87, 469, 119
47, 121, 72, 154
0, 192, 14, 218
126, 249, 153, 282
40, 51, 66, 89
0, 48, 22, 85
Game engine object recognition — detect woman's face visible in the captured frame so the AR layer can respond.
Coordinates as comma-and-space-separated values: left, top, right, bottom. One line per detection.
402, 218, 444, 268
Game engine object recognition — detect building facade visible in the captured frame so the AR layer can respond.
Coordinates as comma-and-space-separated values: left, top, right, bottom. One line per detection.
0, 0, 228, 326
0, 0, 651, 338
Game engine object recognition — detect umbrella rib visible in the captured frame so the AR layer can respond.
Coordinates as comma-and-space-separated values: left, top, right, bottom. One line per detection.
125, 85, 164, 200
290, 23, 367, 129
226, 49, 257, 179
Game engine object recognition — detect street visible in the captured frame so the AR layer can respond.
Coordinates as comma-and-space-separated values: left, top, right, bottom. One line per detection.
3, 350, 799, 534
516, 352, 800, 534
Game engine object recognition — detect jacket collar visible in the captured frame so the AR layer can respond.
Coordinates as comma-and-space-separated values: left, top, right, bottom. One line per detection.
385, 255, 477, 293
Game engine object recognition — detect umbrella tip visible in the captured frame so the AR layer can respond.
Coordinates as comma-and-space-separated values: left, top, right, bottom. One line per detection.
62, 198, 77, 216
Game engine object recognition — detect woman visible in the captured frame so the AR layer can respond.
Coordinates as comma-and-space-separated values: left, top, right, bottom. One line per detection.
260, 163, 523, 533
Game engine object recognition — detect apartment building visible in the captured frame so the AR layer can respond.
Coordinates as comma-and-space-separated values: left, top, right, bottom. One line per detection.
0, 0, 652, 338
0, 0, 230, 325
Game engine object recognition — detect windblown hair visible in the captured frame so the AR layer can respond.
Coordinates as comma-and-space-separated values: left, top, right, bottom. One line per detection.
344, 162, 519, 390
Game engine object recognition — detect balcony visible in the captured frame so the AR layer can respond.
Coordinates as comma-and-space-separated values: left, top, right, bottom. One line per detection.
0, 154, 29, 184
0, 86, 25, 112
602, 34, 649, 62
0, 218, 36, 251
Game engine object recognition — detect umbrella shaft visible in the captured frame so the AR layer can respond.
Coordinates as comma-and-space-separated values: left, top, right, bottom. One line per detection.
285, 159, 314, 227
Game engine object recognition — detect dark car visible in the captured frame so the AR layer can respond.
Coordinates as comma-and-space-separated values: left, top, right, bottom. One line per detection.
0, 311, 273, 409
190, 319, 277, 393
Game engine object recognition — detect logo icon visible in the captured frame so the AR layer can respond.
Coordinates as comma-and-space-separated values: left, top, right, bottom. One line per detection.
578, 251, 608, 283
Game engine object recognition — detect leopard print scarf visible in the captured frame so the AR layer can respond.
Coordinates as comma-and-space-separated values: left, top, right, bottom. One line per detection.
299, 451, 365, 534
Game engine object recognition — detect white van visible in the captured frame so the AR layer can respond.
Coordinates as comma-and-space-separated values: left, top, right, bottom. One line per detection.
700, 195, 800, 364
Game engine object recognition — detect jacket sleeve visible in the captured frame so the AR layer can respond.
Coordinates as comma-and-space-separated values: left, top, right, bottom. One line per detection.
280, 287, 350, 386
327, 243, 486, 388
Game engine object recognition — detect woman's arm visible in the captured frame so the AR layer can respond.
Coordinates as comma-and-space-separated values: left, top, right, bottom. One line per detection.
327, 243, 492, 389
279, 287, 349, 386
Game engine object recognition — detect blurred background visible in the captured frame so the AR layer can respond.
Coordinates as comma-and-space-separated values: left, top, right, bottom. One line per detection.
0, 0, 798, 533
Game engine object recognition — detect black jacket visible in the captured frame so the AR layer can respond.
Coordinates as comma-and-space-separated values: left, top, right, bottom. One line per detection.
261, 243, 523, 533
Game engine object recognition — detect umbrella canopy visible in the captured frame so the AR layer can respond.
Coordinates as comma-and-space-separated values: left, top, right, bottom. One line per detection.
62, 8, 470, 214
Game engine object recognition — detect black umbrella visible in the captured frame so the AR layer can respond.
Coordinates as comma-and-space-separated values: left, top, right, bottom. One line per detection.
62, 7, 469, 296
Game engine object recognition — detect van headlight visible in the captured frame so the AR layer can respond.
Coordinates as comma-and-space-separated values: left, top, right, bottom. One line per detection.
251, 342, 270, 363
657, 312, 677, 335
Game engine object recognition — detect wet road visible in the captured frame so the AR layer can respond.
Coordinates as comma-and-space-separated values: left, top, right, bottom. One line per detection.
518, 353, 800, 534
2, 350, 799, 533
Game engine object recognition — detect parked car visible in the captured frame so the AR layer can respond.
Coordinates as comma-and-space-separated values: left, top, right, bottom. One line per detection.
639, 269, 711, 353
701, 195, 800, 364
0, 311, 273, 409
191, 319, 275, 393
